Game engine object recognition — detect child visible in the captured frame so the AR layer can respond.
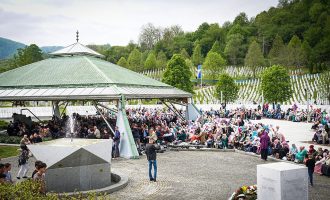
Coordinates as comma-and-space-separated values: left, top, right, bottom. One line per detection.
33, 162, 47, 194
4, 163, 13, 183
305, 154, 316, 186
31, 160, 43, 178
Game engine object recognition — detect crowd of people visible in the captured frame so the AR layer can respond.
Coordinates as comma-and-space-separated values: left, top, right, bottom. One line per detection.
1, 103, 330, 193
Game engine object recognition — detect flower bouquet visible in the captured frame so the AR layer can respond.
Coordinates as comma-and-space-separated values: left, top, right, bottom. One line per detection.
229, 185, 257, 200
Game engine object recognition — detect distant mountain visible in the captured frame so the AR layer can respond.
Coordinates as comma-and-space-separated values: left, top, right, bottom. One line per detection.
41, 46, 63, 53
0, 37, 26, 59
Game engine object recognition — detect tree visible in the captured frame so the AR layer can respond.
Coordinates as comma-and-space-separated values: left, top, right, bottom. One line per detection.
117, 57, 128, 68
203, 52, 226, 80
261, 65, 292, 104
192, 43, 203, 66
138, 23, 162, 50
287, 35, 305, 67
319, 71, 330, 103
162, 54, 193, 93
156, 51, 167, 69
180, 48, 190, 59
209, 40, 222, 54
144, 52, 157, 70
127, 48, 142, 71
268, 35, 288, 66
215, 73, 239, 104
244, 41, 265, 78
224, 33, 244, 65
12, 44, 43, 67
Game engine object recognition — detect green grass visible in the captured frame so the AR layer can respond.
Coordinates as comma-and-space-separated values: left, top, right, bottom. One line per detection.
0, 145, 20, 159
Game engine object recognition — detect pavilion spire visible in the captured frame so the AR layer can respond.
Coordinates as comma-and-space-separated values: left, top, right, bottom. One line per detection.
76, 30, 79, 42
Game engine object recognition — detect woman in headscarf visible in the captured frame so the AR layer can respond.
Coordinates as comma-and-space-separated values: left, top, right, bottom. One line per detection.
295, 146, 307, 163
288, 144, 298, 161
260, 131, 270, 161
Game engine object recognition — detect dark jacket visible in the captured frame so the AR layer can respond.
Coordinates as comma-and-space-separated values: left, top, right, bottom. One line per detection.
306, 158, 316, 171
145, 143, 160, 161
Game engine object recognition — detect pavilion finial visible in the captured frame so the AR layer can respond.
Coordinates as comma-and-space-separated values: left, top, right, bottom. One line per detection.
76, 30, 79, 42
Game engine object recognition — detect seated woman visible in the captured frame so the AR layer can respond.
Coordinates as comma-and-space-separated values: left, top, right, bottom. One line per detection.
176, 130, 187, 142
321, 155, 330, 176
272, 139, 281, 157
311, 121, 320, 130
287, 144, 298, 161
312, 130, 322, 144
315, 156, 326, 175
295, 146, 307, 163
221, 134, 228, 149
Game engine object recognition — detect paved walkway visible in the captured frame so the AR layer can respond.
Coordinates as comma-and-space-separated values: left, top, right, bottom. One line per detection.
251, 119, 324, 150
109, 151, 330, 200
1, 151, 329, 199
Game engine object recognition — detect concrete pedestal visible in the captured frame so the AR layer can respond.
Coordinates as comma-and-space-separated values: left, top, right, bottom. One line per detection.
257, 162, 308, 200
28, 138, 112, 193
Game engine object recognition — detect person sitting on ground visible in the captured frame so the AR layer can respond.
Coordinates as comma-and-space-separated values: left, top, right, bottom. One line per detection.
287, 144, 298, 161
295, 146, 307, 163
312, 130, 322, 144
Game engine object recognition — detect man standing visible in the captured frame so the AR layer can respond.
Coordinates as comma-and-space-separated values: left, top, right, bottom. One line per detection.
113, 126, 120, 158
145, 138, 160, 182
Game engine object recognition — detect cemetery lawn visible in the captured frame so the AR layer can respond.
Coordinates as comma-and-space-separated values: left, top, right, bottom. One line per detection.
0, 145, 19, 158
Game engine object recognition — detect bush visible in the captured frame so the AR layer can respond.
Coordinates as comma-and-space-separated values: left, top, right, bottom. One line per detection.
0, 120, 9, 130
0, 135, 53, 144
0, 179, 109, 199
0, 135, 21, 144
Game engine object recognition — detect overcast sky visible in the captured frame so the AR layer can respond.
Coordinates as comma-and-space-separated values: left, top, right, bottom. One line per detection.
0, 0, 278, 47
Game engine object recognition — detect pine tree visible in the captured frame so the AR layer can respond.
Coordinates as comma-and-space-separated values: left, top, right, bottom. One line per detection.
192, 44, 203, 66
144, 52, 157, 70
244, 41, 265, 78
268, 35, 286, 66
287, 35, 305, 67
156, 51, 167, 69
180, 48, 190, 59
210, 40, 222, 54
127, 48, 142, 71
203, 52, 226, 80
117, 57, 128, 68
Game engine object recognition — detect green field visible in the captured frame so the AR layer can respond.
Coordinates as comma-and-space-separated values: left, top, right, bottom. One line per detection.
0, 145, 20, 159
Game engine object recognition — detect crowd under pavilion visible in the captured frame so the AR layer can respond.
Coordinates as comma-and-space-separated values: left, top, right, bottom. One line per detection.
0, 33, 201, 158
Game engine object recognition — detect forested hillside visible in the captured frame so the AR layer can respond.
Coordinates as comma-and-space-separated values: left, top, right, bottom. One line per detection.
90, 0, 329, 76
0, 37, 25, 59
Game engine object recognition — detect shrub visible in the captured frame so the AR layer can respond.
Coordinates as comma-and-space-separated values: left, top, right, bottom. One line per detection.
0, 179, 109, 199
0, 135, 21, 144
0, 120, 9, 130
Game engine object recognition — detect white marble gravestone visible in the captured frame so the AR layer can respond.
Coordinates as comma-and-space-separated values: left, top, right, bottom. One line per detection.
257, 162, 308, 200
28, 138, 112, 192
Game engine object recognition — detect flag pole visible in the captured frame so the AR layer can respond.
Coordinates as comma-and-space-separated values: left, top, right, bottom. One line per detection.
200, 65, 202, 89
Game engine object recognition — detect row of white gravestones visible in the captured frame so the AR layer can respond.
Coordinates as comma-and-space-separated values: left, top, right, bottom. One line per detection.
193, 73, 326, 105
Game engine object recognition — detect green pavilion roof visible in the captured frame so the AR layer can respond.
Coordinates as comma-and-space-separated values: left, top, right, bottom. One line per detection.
0, 56, 168, 88
0, 43, 191, 101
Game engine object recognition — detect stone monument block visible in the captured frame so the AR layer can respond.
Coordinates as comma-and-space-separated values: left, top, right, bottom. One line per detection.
28, 138, 112, 193
257, 162, 308, 200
